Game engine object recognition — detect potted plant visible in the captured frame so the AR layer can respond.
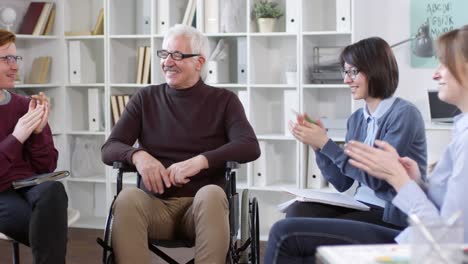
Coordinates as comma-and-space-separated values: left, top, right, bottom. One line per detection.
252, 1, 284, 33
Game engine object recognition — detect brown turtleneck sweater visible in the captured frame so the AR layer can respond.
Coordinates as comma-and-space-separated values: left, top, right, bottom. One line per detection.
102, 79, 260, 198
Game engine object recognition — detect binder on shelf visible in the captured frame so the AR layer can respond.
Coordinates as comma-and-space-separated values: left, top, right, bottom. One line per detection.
306, 147, 328, 189
32, 2, 54, 35
182, 0, 196, 26
335, 0, 351, 32
253, 141, 268, 187
157, 0, 170, 34
204, 0, 219, 33
68, 40, 96, 84
110, 95, 120, 126
205, 60, 229, 84
236, 38, 247, 84
88, 88, 103, 131
237, 90, 249, 116
285, 0, 299, 33
136, 0, 151, 34
92, 8, 104, 35
136, 46, 145, 84
283, 90, 298, 136
18, 2, 46, 35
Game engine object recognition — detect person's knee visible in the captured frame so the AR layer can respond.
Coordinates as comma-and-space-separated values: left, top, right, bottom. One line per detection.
113, 187, 147, 217
39, 181, 68, 209
193, 185, 228, 211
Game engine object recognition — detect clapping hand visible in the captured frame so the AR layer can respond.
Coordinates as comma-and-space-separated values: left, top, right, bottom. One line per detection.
345, 140, 410, 191
12, 97, 45, 143
289, 113, 328, 150
30, 92, 50, 134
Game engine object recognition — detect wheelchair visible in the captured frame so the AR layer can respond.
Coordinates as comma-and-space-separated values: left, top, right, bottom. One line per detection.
97, 161, 260, 264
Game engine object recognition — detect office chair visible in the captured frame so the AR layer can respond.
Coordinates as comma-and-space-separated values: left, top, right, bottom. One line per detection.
97, 161, 260, 264
0, 207, 80, 264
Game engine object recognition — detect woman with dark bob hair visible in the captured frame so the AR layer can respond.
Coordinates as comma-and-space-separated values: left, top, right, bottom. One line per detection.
265, 36, 428, 263
286, 37, 426, 227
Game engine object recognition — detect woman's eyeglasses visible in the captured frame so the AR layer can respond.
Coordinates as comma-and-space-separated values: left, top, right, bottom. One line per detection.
341, 68, 360, 80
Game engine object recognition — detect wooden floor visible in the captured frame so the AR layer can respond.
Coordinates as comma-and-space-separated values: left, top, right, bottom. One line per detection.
0, 228, 266, 263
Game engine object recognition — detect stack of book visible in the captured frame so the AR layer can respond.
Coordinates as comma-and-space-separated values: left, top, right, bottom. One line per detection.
136, 46, 151, 85
28, 56, 51, 84
110, 94, 131, 126
18, 2, 56, 35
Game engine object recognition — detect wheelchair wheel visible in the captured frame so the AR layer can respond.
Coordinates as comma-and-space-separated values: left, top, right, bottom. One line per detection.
249, 197, 260, 264
97, 197, 117, 264
239, 189, 250, 263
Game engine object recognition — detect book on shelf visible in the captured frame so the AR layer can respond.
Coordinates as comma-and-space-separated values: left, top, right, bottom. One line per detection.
279, 187, 370, 212
65, 31, 92, 36
117, 95, 125, 116
28, 56, 51, 84
12, 171, 70, 189
18, 2, 46, 35
110, 95, 120, 126
32, 2, 54, 35
110, 95, 132, 126
123, 95, 130, 106
92, 8, 104, 35
43, 5, 56, 35
136, 46, 145, 84
141, 46, 151, 84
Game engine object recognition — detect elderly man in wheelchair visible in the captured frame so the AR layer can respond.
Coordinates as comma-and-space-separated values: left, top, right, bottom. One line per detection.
99, 24, 260, 264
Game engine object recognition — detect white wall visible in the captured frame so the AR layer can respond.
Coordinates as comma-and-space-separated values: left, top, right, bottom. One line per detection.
352, 0, 436, 121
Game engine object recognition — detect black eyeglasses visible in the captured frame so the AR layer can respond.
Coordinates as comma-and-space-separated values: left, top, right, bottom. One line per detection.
0, 55, 22, 65
156, 50, 200, 61
341, 68, 360, 80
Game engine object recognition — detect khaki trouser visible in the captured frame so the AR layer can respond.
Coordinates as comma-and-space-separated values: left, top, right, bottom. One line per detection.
111, 184, 229, 264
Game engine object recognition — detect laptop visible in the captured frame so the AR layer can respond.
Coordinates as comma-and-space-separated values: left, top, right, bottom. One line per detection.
428, 91, 461, 124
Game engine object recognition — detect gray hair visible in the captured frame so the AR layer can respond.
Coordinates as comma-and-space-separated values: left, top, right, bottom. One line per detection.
162, 24, 209, 80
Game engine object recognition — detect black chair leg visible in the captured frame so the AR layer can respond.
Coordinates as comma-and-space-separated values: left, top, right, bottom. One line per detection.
12, 240, 20, 264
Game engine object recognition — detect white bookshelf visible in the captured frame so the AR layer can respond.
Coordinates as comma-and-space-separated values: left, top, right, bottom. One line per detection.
5, 0, 354, 237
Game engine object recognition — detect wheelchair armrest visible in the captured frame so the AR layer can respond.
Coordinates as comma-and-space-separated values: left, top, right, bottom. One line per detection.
113, 161, 137, 172
112, 161, 140, 195
226, 161, 239, 170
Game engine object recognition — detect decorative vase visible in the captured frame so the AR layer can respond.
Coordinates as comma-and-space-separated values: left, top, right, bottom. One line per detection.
257, 18, 276, 33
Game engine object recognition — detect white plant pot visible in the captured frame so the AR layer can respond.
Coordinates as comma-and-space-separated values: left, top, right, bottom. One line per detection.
257, 18, 276, 33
